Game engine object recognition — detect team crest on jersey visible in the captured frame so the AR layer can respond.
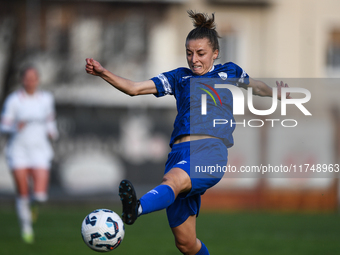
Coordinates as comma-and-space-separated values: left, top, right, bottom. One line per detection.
218, 72, 228, 80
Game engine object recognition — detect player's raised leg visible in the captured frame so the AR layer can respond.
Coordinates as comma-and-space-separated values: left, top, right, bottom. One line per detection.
119, 167, 191, 225
139, 168, 190, 214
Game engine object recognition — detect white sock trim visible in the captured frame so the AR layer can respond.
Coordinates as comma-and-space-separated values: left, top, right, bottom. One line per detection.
138, 203, 143, 216
33, 192, 48, 203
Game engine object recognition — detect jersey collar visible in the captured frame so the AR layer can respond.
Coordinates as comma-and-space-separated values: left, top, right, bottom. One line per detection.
209, 65, 215, 72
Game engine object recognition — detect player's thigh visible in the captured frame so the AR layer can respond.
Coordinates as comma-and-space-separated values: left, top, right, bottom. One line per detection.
162, 167, 192, 197
171, 214, 200, 253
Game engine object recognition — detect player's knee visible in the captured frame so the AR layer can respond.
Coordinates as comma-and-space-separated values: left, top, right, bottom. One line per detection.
162, 175, 176, 187
161, 175, 179, 195
161, 174, 172, 184
175, 237, 197, 255
162, 168, 191, 195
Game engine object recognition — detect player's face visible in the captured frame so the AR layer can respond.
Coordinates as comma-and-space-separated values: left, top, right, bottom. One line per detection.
22, 68, 39, 94
186, 38, 218, 76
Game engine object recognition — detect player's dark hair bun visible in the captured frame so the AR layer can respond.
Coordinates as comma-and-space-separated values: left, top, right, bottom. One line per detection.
186, 10, 220, 53
187, 10, 216, 30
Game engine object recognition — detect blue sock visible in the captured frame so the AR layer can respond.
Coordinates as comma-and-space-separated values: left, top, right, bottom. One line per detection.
196, 242, 209, 255
139, 185, 175, 215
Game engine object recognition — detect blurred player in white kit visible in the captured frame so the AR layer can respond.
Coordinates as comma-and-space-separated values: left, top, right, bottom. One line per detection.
0, 66, 58, 244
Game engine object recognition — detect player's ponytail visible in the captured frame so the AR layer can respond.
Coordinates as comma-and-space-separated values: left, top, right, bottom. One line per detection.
187, 10, 216, 30
186, 10, 220, 52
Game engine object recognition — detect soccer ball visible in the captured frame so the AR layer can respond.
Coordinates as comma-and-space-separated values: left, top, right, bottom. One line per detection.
81, 209, 125, 252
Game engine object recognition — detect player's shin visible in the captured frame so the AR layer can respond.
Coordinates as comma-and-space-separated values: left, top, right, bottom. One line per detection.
139, 184, 175, 215
16, 196, 34, 243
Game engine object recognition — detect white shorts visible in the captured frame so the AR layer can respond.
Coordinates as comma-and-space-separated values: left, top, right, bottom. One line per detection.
6, 140, 53, 170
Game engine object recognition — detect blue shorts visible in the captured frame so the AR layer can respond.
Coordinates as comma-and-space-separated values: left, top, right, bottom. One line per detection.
165, 138, 228, 228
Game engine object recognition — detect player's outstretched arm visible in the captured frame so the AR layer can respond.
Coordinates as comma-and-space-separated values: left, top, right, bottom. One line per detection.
247, 78, 291, 100
85, 58, 157, 96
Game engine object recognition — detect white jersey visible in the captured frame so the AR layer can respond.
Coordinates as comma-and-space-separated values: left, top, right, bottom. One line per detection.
0, 89, 59, 169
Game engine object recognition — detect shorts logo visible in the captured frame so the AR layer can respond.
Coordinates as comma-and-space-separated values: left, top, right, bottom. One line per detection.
218, 72, 228, 80
177, 160, 187, 165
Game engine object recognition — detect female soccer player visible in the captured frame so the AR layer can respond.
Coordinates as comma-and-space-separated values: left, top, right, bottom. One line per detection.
0, 66, 59, 244
85, 11, 288, 255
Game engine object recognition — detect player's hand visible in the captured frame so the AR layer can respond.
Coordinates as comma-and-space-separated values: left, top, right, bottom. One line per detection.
276, 81, 291, 100
85, 58, 105, 76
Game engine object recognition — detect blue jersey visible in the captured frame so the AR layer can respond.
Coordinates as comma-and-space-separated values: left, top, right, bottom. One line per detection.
151, 62, 249, 148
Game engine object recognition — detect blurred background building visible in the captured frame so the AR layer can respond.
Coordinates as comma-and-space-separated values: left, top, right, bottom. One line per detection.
0, 0, 340, 211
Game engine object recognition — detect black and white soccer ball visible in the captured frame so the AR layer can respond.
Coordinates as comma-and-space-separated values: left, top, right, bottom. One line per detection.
81, 209, 125, 252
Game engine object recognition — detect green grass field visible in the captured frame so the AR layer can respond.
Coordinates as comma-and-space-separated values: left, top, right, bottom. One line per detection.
0, 203, 339, 255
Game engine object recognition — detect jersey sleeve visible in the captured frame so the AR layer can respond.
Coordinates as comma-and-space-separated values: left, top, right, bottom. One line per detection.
150, 69, 178, 98
0, 93, 18, 134
234, 63, 250, 87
